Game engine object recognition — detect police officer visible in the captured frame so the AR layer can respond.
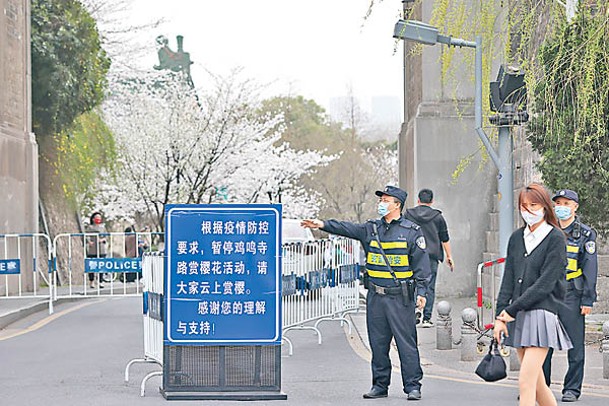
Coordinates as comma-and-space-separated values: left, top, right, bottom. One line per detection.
301, 185, 431, 401
542, 189, 598, 403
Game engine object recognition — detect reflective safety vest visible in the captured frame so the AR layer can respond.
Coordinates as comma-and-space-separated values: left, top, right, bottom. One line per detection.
366, 239, 413, 279
566, 242, 582, 280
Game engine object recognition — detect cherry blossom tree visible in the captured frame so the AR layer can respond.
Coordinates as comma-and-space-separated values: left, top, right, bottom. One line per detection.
93, 70, 333, 230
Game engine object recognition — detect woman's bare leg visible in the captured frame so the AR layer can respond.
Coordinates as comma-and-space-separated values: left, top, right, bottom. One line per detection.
518, 347, 555, 406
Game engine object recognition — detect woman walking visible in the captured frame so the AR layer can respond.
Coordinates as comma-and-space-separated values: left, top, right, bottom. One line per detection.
494, 183, 572, 406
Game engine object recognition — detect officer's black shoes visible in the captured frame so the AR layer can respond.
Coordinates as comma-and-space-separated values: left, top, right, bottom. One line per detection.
362, 387, 388, 399
561, 391, 578, 402
407, 389, 422, 400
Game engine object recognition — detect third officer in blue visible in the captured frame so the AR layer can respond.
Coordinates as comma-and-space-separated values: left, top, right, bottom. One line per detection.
301, 185, 431, 401
542, 189, 598, 402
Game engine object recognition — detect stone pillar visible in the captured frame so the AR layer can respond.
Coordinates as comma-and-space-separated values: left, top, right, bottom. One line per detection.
602, 321, 609, 380
460, 307, 478, 361
509, 347, 521, 371
436, 300, 452, 350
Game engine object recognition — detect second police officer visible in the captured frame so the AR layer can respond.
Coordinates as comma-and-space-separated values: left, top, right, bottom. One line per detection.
301, 185, 431, 401
542, 189, 598, 403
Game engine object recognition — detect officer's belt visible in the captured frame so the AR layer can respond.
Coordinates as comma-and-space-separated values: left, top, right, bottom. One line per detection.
566, 269, 582, 280
368, 281, 403, 296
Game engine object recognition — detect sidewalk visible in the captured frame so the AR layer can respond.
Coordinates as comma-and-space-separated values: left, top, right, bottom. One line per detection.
347, 291, 609, 395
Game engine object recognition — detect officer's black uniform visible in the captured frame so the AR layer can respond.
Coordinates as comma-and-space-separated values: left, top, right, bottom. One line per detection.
321, 214, 431, 396
542, 217, 598, 398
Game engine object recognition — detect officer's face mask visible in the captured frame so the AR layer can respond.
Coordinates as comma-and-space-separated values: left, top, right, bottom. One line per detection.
554, 205, 572, 221
377, 202, 391, 217
520, 208, 545, 227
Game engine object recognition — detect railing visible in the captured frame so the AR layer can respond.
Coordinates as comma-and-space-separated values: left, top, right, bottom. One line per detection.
52, 231, 163, 298
281, 238, 361, 353
124, 252, 164, 396
0, 233, 54, 314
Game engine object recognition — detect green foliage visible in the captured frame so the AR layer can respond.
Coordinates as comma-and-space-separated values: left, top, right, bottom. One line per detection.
259, 96, 344, 152
31, 0, 111, 136
528, 5, 609, 235
427, 1, 608, 235
54, 110, 116, 206
258, 96, 397, 222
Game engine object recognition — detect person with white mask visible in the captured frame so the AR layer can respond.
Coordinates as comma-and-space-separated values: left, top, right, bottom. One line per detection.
542, 189, 598, 402
494, 183, 572, 406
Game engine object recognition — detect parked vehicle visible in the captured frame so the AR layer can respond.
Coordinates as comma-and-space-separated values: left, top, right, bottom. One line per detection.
281, 219, 319, 274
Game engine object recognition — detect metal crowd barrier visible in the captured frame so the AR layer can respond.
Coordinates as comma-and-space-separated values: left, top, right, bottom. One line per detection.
125, 252, 164, 396
0, 233, 54, 314
52, 232, 162, 298
281, 237, 361, 352
476, 257, 505, 330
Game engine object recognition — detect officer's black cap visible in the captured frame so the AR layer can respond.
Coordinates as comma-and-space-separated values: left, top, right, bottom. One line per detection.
375, 185, 407, 207
552, 189, 578, 204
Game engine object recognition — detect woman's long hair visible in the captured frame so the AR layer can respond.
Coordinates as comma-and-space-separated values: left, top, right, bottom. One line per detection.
518, 183, 560, 229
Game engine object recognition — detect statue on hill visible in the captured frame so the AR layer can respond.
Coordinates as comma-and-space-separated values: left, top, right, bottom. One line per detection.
154, 35, 194, 87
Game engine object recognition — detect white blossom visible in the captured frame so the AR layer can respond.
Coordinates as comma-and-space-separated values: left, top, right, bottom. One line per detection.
92, 70, 332, 228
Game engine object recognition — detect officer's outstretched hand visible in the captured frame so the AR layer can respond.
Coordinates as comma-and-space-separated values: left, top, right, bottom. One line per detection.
301, 219, 324, 229
416, 295, 426, 310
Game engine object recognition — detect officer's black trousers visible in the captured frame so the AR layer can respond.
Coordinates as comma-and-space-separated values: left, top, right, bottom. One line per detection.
542, 288, 585, 396
366, 290, 422, 394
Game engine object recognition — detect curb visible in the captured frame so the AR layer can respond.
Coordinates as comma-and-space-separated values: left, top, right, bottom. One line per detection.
0, 296, 93, 331
0, 301, 50, 330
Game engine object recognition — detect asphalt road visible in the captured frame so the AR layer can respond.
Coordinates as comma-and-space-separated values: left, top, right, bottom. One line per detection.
1, 297, 608, 405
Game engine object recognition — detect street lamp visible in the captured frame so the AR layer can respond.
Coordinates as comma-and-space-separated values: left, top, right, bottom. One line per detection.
393, 19, 514, 257
398, 1, 416, 203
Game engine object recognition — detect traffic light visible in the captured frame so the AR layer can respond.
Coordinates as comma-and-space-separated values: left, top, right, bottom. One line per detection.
489, 65, 526, 113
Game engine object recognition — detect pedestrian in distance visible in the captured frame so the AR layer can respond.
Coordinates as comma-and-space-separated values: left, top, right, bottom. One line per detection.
301, 185, 431, 401
123, 226, 147, 283
405, 188, 454, 328
85, 211, 108, 289
542, 189, 598, 403
494, 183, 572, 406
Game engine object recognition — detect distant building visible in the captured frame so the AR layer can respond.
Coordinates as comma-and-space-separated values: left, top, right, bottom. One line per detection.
328, 96, 402, 130
371, 96, 401, 127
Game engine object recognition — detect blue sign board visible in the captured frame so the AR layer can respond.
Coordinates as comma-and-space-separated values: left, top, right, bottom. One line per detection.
165, 204, 282, 345
85, 257, 142, 273
0, 259, 20, 274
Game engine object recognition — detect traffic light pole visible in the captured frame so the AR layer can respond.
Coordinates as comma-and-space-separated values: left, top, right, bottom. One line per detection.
393, 21, 518, 257
473, 36, 512, 257
497, 125, 514, 257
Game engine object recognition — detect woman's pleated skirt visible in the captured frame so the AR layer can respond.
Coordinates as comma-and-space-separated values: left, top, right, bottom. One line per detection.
504, 309, 573, 350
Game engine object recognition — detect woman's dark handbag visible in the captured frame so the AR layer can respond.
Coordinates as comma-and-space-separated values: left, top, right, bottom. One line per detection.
475, 339, 507, 382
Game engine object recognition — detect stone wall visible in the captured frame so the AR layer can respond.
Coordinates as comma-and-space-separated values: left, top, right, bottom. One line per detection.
0, 0, 38, 293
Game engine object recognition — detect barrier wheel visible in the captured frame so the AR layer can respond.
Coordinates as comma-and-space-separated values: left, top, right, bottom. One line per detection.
102, 272, 118, 282
476, 342, 486, 354
500, 346, 510, 357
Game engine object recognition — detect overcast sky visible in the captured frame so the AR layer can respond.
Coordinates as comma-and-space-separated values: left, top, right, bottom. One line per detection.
127, 0, 405, 117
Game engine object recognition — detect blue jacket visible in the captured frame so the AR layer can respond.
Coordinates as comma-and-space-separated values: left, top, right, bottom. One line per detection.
321, 216, 431, 297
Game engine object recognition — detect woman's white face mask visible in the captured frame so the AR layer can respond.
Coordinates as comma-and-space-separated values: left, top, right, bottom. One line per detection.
520, 208, 544, 227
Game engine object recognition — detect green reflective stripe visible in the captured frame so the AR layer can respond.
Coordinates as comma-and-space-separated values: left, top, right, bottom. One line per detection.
566, 269, 582, 280
367, 270, 413, 279
369, 240, 408, 250
367, 252, 409, 267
